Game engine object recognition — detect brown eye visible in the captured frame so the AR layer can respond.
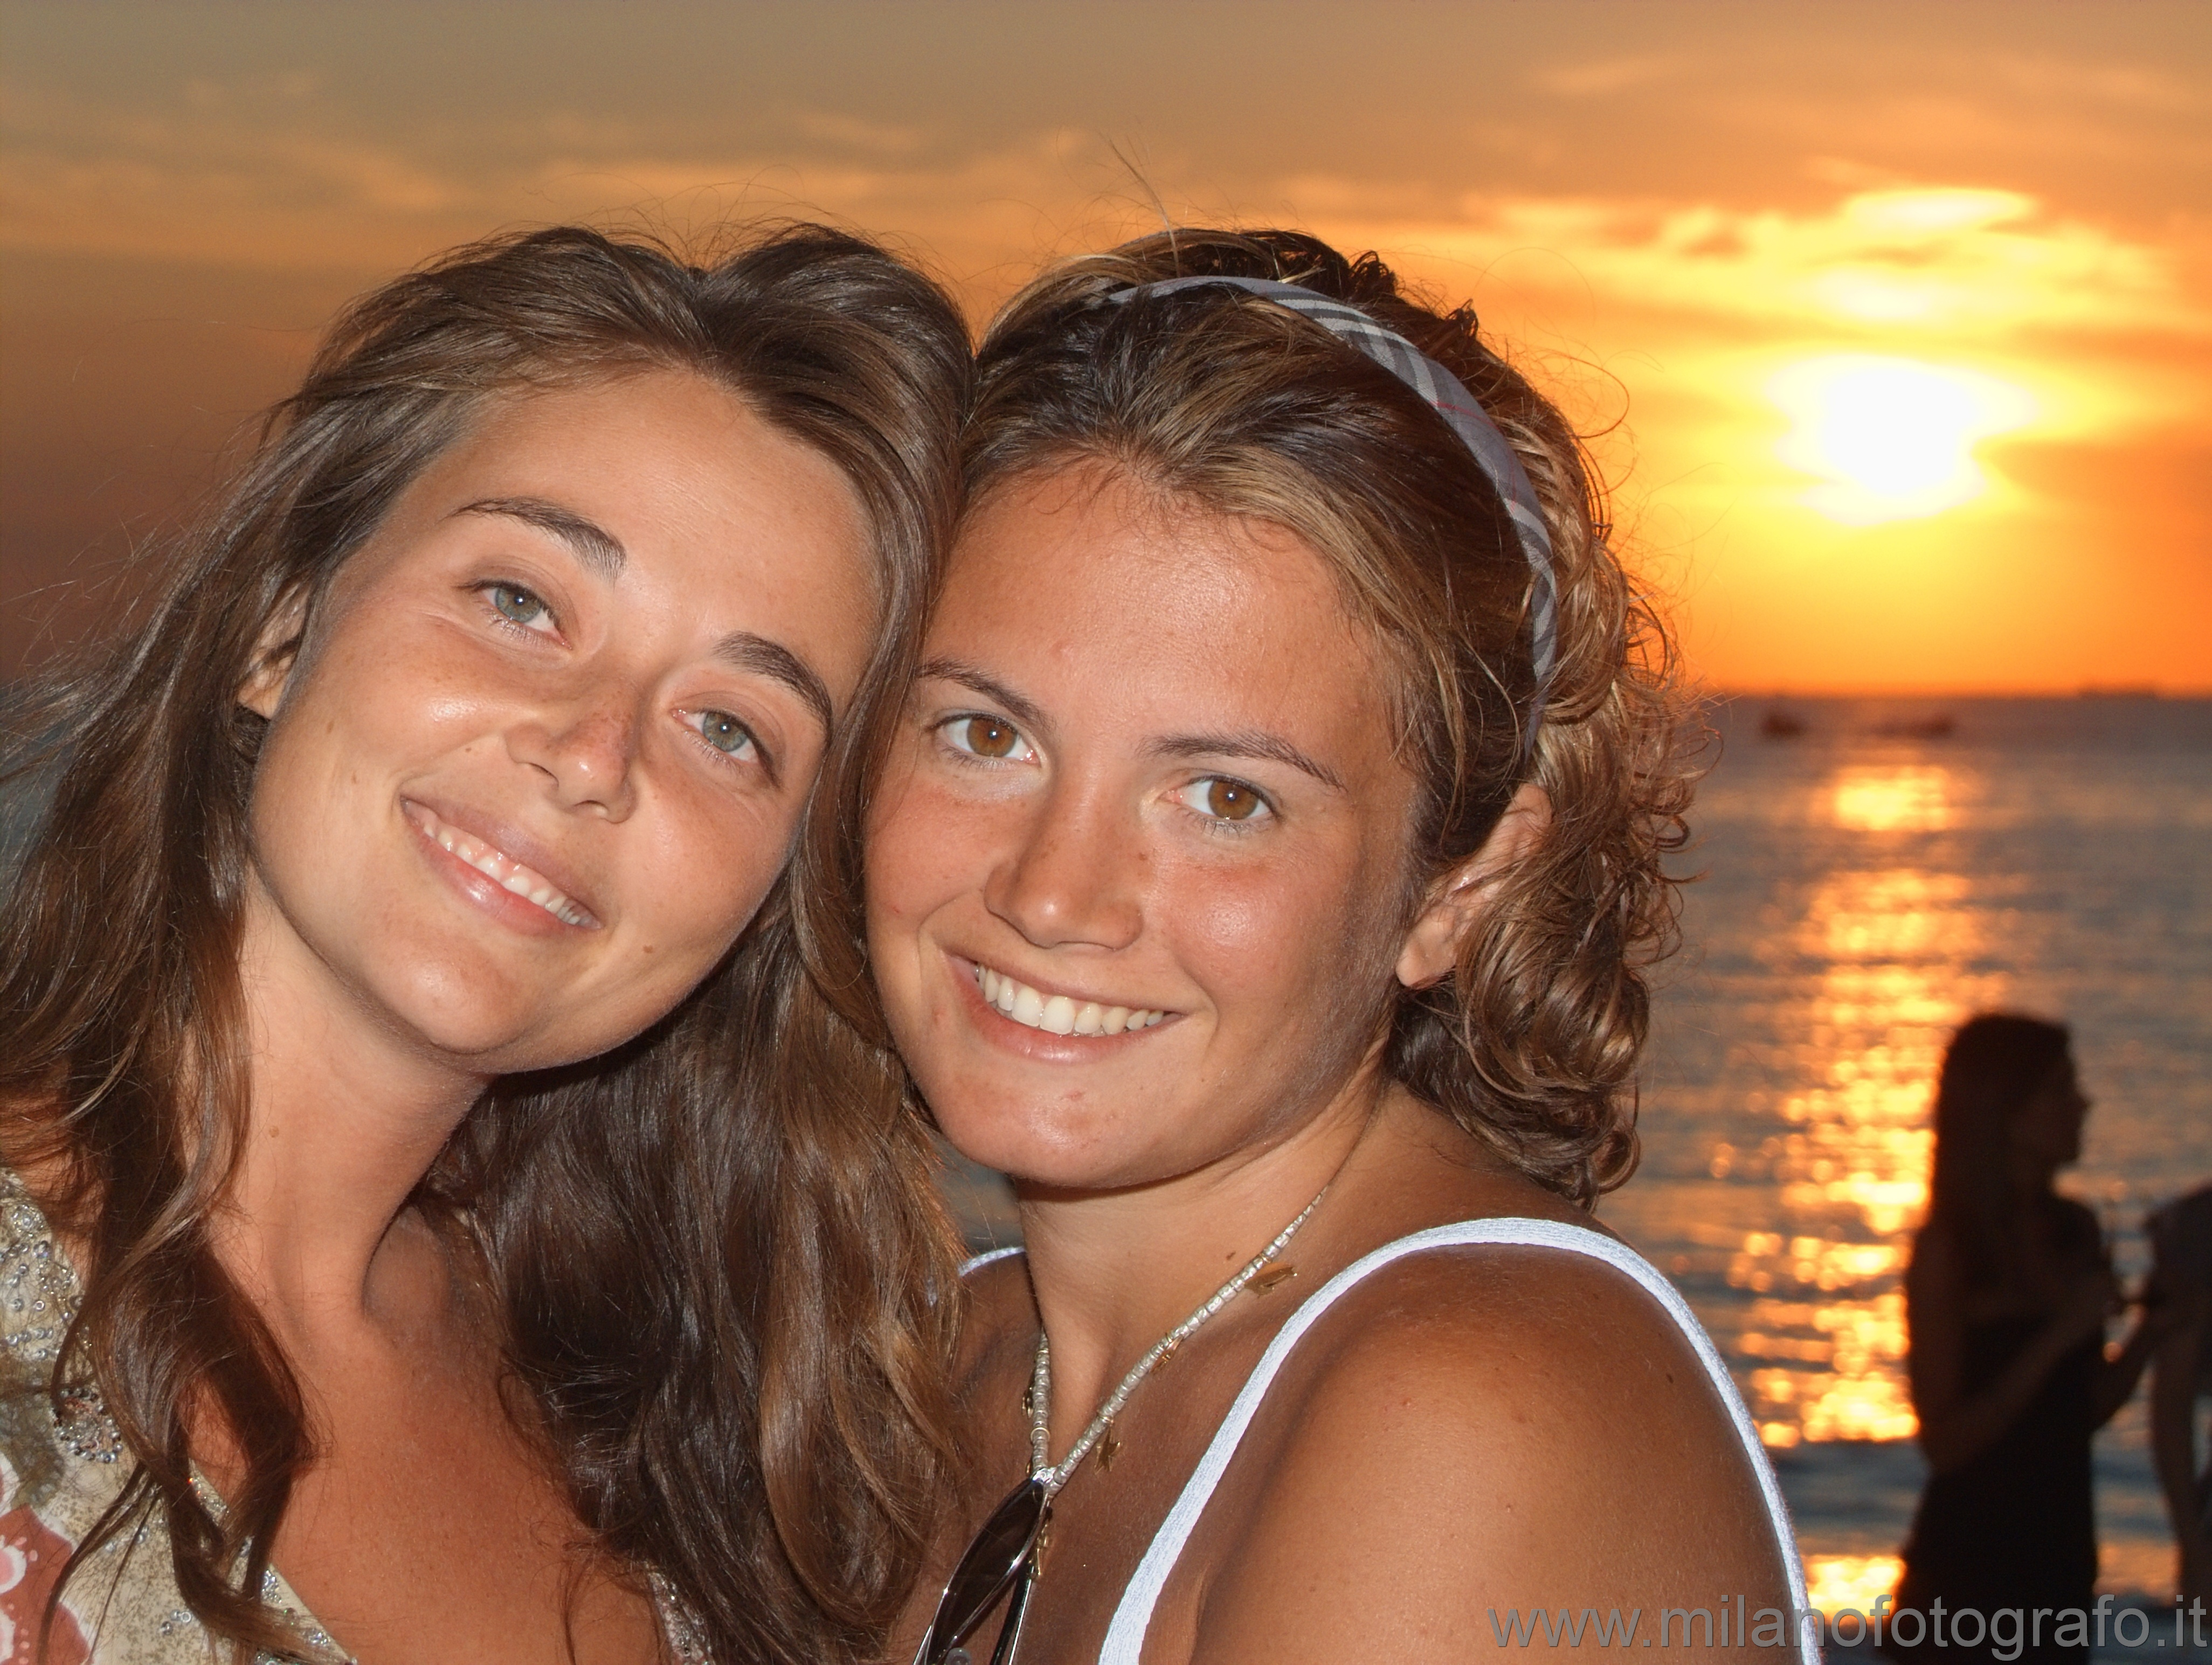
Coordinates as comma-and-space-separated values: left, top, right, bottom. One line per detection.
1199, 779, 1267, 822
956, 717, 1022, 759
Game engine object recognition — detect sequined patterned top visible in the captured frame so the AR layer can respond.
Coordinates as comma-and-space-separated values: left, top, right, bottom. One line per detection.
0, 1169, 708, 1663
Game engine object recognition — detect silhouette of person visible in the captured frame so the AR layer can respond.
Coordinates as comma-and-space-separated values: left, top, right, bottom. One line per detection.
1884, 1014, 2163, 1664
2149, 1184, 2212, 1606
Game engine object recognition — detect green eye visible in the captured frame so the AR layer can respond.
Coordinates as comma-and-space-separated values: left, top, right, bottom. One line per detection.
697, 710, 756, 758
489, 583, 548, 627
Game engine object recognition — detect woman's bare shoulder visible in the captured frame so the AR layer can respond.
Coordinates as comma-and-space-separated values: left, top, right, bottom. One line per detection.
1184, 1239, 1792, 1663
1282, 1237, 1734, 1467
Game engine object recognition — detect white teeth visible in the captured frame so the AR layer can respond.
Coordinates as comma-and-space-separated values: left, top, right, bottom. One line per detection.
413, 806, 593, 927
980, 967, 1015, 1014
972, 964, 1165, 1037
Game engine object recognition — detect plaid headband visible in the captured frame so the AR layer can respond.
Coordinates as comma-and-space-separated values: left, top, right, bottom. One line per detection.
1107, 275, 1559, 745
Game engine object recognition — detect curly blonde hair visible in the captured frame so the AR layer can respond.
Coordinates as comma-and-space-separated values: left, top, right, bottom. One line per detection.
964, 228, 1694, 1204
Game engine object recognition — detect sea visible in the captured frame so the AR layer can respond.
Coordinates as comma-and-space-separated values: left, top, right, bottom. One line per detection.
940, 693, 2212, 1651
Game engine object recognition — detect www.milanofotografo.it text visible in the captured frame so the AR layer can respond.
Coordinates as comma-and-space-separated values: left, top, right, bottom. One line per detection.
1485, 1594, 2210, 1655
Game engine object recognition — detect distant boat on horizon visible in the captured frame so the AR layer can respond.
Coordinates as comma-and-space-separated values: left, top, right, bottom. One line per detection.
1760, 707, 1808, 739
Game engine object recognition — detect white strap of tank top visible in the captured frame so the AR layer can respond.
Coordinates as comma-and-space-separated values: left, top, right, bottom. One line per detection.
1084, 1216, 1816, 1665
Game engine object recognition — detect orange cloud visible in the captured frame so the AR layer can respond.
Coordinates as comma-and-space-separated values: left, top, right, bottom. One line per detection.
5, 5, 2207, 689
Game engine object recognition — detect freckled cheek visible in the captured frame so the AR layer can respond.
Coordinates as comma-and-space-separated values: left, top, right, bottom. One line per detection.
1159, 858, 1364, 1019
297, 630, 506, 767
637, 783, 794, 956
251, 691, 376, 864
867, 779, 1007, 927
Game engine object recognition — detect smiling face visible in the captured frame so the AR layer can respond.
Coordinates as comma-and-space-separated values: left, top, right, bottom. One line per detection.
866, 464, 1428, 1192
240, 369, 875, 1076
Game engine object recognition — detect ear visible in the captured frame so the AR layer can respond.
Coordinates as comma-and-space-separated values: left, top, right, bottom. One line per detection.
236, 588, 310, 719
1395, 781, 1552, 990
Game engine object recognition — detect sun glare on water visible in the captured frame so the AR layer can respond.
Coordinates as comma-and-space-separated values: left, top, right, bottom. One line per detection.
1768, 356, 2038, 525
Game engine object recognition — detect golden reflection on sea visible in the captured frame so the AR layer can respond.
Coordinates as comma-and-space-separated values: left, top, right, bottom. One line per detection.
1722, 761, 2017, 1451
1803, 1554, 1906, 1619
1830, 764, 1956, 834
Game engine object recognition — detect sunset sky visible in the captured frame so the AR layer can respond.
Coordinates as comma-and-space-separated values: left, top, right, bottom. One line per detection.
4, 1, 2208, 690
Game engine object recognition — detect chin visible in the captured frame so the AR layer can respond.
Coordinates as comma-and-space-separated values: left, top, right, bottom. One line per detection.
370, 960, 575, 1069
406, 1008, 561, 1071
931, 1095, 1165, 1196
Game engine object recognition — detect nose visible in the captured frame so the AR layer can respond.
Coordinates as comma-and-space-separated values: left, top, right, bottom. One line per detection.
984, 782, 1145, 953
506, 695, 640, 820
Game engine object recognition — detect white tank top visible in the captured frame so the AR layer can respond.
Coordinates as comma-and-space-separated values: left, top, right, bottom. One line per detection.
964, 1216, 1816, 1665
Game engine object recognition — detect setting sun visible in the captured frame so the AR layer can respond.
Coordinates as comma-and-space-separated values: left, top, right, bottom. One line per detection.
1768, 356, 2040, 525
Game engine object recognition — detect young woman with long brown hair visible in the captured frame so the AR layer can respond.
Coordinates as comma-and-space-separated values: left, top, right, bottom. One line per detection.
1886, 1015, 2161, 1663
870, 229, 1809, 1664
1, 225, 968, 1663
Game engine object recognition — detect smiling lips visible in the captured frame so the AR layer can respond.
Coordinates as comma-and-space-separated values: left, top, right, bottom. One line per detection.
405, 803, 600, 928
974, 961, 1166, 1037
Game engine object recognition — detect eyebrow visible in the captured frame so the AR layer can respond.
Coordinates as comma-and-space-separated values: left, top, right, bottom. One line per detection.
915, 656, 1050, 737
1150, 731, 1347, 793
717, 631, 834, 739
455, 496, 626, 577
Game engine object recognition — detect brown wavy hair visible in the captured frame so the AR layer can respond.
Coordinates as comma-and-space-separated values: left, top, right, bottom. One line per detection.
1, 224, 969, 1662
963, 228, 1693, 1205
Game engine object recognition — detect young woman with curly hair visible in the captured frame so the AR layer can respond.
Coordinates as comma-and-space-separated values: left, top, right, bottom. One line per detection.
870, 229, 1809, 1665
1, 224, 969, 1664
